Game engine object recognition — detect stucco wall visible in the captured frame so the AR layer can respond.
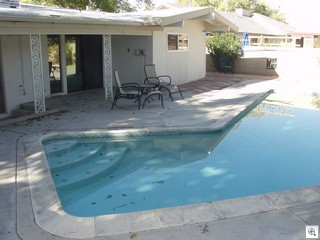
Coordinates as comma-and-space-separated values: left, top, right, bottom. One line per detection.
152, 20, 206, 85
0, 35, 50, 114
112, 35, 153, 84
234, 58, 278, 76
0, 35, 33, 113
207, 48, 320, 78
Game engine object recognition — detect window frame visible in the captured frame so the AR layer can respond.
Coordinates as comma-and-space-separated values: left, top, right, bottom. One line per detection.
167, 33, 189, 52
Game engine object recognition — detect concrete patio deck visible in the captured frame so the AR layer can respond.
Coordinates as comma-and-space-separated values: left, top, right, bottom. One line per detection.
1, 72, 320, 240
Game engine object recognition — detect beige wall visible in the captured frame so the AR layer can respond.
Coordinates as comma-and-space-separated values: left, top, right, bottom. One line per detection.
234, 58, 278, 76
207, 48, 320, 78
0, 35, 33, 112
0, 35, 50, 114
152, 20, 207, 85
112, 35, 153, 84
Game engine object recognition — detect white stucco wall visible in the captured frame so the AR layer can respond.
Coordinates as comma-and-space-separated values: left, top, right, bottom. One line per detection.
0, 35, 33, 113
112, 35, 153, 84
152, 20, 207, 85
0, 35, 50, 114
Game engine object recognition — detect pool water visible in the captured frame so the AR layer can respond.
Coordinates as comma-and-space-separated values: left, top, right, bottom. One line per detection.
43, 98, 320, 217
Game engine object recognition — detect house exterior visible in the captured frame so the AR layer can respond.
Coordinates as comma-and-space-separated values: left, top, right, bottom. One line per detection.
216, 9, 301, 48
158, 4, 319, 48
0, 1, 237, 117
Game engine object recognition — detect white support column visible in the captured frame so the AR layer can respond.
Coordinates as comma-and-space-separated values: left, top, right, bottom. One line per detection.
59, 35, 68, 94
30, 34, 46, 113
103, 35, 113, 101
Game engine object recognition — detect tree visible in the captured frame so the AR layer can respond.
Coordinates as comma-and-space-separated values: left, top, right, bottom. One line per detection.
20, 0, 154, 12
312, 93, 320, 109
206, 32, 242, 71
177, 0, 286, 23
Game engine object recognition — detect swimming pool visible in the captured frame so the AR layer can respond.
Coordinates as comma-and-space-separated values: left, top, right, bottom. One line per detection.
42, 96, 320, 217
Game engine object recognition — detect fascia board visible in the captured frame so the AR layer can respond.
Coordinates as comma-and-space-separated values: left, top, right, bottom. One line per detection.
157, 7, 213, 27
0, 14, 145, 26
0, 21, 162, 35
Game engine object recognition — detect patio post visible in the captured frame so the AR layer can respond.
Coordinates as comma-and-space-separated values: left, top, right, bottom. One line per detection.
103, 35, 113, 101
30, 34, 46, 113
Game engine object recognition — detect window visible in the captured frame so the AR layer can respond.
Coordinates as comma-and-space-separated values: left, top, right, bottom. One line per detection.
167, 33, 189, 51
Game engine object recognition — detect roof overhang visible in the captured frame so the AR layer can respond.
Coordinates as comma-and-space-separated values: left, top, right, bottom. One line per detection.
0, 5, 239, 34
204, 12, 238, 32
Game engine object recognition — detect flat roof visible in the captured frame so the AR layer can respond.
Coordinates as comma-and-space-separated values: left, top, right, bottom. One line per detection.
0, 4, 217, 27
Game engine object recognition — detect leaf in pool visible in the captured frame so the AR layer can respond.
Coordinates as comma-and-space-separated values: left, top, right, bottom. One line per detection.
121, 194, 126, 197
91, 202, 96, 205
107, 194, 112, 199
115, 204, 127, 208
152, 180, 165, 184
130, 233, 137, 239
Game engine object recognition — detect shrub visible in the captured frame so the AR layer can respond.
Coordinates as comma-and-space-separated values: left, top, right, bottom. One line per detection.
314, 37, 320, 48
206, 32, 242, 71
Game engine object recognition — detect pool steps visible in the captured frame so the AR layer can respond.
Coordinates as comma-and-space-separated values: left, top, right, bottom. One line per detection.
42, 135, 225, 207
44, 141, 128, 189
44, 139, 79, 156
54, 147, 127, 189
47, 143, 105, 171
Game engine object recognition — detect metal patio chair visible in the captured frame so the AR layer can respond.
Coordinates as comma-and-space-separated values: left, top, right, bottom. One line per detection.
219, 56, 234, 74
144, 64, 184, 101
111, 70, 142, 110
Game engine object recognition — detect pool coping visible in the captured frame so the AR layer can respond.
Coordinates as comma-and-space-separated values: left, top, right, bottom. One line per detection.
16, 89, 320, 239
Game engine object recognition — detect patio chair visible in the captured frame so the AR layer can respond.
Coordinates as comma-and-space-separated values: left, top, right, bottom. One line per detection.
48, 61, 56, 81
144, 64, 184, 101
111, 70, 142, 110
219, 56, 233, 74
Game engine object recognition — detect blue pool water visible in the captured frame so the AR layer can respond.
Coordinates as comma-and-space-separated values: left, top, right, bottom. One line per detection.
43, 98, 320, 217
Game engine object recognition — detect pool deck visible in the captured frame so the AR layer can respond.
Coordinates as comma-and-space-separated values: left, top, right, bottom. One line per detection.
1, 72, 320, 240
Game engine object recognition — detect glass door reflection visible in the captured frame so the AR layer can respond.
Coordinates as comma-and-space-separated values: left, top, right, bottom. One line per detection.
48, 35, 62, 94
65, 36, 84, 93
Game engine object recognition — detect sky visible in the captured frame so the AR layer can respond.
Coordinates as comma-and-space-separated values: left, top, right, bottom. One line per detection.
151, 0, 320, 31
263, 0, 319, 30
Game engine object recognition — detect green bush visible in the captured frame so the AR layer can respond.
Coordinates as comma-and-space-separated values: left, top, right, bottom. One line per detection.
314, 37, 320, 48
206, 32, 242, 71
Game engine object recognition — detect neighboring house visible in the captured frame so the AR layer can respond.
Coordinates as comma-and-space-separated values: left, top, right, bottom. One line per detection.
158, 4, 318, 48
0, 1, 236, 117
217, 9, 301, 48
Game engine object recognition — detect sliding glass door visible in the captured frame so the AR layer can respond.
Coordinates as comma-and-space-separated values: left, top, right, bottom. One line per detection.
65, 35, 102, 93
48, 35, 63, 94
65, 36, 84, 93
0, 55, 5, 113
0, 71, 4, 114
